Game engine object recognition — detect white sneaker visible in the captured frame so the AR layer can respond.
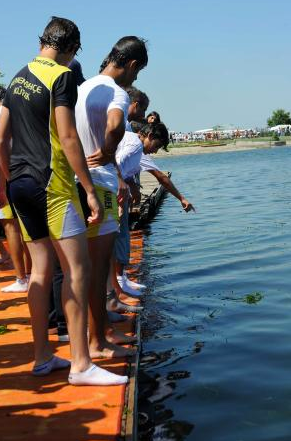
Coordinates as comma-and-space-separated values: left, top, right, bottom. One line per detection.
123, 273, 146, 290
117, 275, 143, 297
68, 364, 128, 386
1, 278, 28, 293
32, 356, 70, 376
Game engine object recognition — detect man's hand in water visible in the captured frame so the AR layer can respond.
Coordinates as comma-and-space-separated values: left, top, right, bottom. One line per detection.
181, 197, 195, 213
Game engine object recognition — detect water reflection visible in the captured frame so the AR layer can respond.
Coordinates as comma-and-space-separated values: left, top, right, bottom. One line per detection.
138, 369, 195, 441
138, 147, 291, 441
154, 420, 195, 441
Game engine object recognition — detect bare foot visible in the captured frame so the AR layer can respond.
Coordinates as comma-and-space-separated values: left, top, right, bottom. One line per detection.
107, 297, 143, 313
116, 287, 142, 303
118, 293, 141, 305
90, 342, 136, 359
106, 328, 137, 345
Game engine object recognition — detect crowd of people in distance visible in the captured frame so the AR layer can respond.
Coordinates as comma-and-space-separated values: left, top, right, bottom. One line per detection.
170, 129, 260, 143
0, 16, 194, 387
270, 125, 291, 136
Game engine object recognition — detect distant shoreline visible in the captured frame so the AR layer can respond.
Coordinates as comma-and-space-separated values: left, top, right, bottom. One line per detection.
155, 141, 289, 157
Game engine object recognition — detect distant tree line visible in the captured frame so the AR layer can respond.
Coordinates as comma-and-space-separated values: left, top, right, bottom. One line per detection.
267, 109, 291, 127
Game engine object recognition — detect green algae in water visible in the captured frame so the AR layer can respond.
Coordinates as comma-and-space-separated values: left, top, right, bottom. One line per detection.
243, 292, 263, 304
223, 291, 264, 304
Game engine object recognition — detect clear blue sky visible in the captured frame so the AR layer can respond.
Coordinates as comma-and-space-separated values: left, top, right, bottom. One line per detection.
1, 0, 291, 132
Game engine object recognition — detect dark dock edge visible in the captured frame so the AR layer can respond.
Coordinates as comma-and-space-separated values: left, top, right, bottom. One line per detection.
123, 172, 170, 439
122, 314, 141, 440
129, 171, 171, 230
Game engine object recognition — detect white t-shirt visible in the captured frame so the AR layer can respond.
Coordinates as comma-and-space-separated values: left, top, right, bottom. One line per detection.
124, 121, 160, 173
76, 74, 129, 156
75, 74, 129, 193
116, 131, 143, 180
140, 152, 161, 172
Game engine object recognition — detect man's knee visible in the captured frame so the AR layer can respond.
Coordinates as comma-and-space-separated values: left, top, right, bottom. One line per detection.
30, 271, 54, 286
63, 256, 91, 283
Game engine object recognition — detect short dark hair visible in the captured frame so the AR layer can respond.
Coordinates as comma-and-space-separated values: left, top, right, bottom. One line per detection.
0, 85, 6, 102
39, 16, 81, 54
138, 122, 169, 149
147, 111, 161, 123
100, 36, 148, 73
125, 86, 149, 108
130, 121, 144, 133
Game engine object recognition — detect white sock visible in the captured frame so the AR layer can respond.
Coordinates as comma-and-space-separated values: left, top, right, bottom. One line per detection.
32, 355, 70, 376
1, 278, 28, 293
117, 275, 143, 297
68, 364, 128, 386
123, 273, 146, 290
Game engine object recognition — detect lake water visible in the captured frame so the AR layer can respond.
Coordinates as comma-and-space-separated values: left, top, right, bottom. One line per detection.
138, 146, 291, 441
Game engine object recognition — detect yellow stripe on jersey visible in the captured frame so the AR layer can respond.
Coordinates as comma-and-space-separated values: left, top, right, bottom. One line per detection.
28, 57, 70, 90
28, 57, 78, 197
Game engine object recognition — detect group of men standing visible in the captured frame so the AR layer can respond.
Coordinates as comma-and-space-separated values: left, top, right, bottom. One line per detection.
0, 16, 193, 386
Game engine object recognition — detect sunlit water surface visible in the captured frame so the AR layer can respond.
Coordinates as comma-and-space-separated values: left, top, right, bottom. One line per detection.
139, 146, 291, 441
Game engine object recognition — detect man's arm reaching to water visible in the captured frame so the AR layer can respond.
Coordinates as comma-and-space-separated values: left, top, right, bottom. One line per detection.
148, 169, 195, 212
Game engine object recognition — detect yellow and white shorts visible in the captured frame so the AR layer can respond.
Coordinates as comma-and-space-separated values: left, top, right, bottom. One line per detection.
9, 176, 86, 242
77, 183, 119, 238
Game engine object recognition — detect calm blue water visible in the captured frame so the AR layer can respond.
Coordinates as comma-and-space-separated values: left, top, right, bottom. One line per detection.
139, 146, 291, 441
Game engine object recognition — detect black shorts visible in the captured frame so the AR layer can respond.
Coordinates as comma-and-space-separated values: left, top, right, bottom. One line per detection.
9, 175, 85, 241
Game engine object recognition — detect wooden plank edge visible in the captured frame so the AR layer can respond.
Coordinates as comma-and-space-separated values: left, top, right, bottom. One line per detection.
121, 313, 141, 440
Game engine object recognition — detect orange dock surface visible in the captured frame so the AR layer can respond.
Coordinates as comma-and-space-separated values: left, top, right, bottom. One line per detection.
0, 231, 144, 441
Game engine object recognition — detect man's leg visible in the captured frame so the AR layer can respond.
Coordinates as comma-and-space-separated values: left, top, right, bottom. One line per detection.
1, 219, 26, 279
52, 233, 92, 373
7, 175, 127, 382
53, 233, 128, 385
107, 258, 144, 313
25, 238, 56, 365
27, 233, 127, 384
22, 241, 32, 276
48, 264, 66, 335
88, 233, 135, 358
113, 204, 144, 297
52, 264, 68, 340
52, 264, 65, 323
0, 239, 9, 263
1, 219, 29, 293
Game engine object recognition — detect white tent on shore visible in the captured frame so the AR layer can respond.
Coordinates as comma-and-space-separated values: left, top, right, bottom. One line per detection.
269, 124, 291, 131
